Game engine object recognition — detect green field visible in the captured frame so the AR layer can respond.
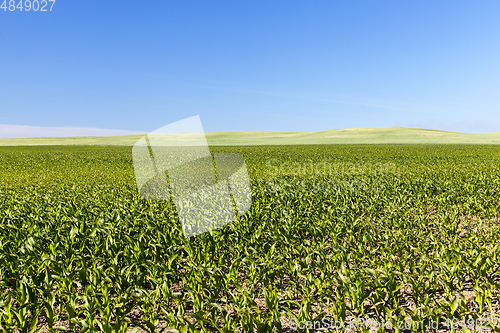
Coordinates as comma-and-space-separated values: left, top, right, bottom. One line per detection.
1, 127, 500, 146
1, 145, 500, 332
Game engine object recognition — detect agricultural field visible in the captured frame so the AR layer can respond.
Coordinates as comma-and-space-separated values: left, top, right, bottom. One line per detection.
1, 144, 500, 332
1, 127, 500, 146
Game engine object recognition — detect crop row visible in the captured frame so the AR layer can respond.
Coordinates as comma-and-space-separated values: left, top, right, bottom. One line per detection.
0, 145, 499, 332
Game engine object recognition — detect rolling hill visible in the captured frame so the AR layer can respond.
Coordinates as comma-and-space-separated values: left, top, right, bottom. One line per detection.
1, 127, 500, 146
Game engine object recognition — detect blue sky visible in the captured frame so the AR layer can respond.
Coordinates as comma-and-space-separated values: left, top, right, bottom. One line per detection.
1, 0, 500, 137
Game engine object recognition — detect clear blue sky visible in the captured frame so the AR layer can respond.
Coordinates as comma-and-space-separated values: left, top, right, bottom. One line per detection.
1, 0, 500, 135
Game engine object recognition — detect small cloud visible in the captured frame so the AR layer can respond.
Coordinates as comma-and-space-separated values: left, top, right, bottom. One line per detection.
0, 124, 145, 139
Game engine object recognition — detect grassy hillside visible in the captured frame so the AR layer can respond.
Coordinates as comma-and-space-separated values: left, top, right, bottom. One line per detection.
1, 127, 500, 146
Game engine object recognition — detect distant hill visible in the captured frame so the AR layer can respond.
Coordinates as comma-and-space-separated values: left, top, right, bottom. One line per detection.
1, 127, 500, 146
